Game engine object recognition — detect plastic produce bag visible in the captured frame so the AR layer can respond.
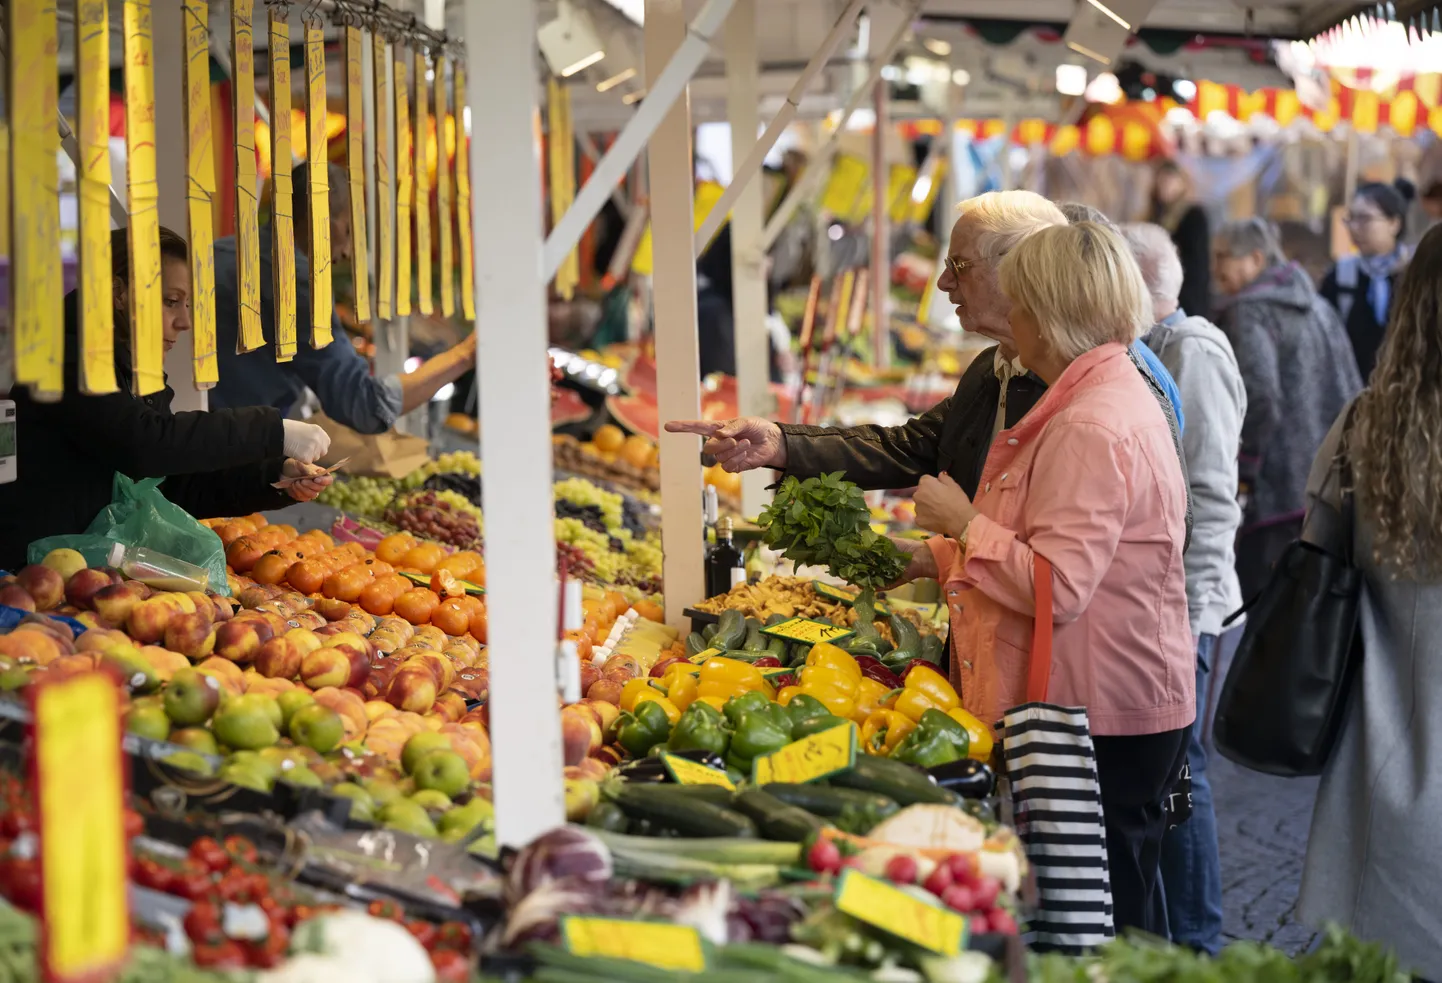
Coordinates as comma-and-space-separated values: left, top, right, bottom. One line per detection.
25, 475, 231, 595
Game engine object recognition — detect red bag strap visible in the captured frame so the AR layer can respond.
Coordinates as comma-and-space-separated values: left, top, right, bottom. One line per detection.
1027, 555, 1054, 703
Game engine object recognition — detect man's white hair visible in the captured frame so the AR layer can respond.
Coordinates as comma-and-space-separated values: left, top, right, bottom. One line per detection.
1121, 222, 1184, 309
956, 190, 1067, 266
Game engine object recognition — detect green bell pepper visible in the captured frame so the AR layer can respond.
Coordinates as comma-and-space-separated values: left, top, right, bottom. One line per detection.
616, 700, 674, 758
667, 703, 731, 757
722, 690, 772, 727
758, 700, 794, 739
889, 708, 970, 768
792, 712, 850, 739
785, 693, 832, 734
729, 708, 794, 768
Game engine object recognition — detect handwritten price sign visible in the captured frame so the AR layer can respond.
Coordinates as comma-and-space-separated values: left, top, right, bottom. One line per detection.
562, 917, 706, 972
812, 582, 891, 614
752, 722, 856, 784
760, 617, 856, 647
688, 647, 723, 665
835, 869, 968, 956
661, 754, 736, 790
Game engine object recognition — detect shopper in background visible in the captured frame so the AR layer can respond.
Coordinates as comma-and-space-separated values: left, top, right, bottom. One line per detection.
0, 227, 333, 569
1212, 218, 1361, 600
903, 222, 1193, 936
1124, 222, 1246, 956
210, 162, 477, 434
1149, 160, 1213, 322
1319, 180, 1414, 381
1295, 222, 1442, 979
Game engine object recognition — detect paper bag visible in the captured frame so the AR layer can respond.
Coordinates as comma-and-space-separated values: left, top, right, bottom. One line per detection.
309, 412, 433, 478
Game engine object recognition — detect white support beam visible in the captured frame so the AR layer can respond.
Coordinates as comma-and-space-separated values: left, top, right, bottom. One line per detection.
870, 78, 889, 368
647, 0, 706, 628
466, 0, 567, 847
694, 0, 866, 252
725, 0, 770, 518
543, 0, 736, 283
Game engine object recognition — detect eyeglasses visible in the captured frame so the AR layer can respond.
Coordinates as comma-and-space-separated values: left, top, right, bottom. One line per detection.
1344, 212, 1384, 227
944, 255, 976, 279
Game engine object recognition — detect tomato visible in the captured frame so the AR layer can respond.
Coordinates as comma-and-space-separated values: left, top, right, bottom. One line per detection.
223, 835, 259, 866
405, 919, 438, 949
806, 837, 841, 874
188, 836, 231, 874
191, 940, 248, 971
0, 810, 34, 839
170, 861, 216, 902
0, 857, 40, 912
131, 857, 175, 894
123, 808, 145, 841
287, 903, 316, 928
367, 899, 404, 921
435, 921, 473, 951
182, 900, 224, 944
215, 868, 254, 903
430, 948, 472, 983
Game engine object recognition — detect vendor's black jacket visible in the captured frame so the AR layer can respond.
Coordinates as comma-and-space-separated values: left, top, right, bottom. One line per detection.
0, 293, 292, 569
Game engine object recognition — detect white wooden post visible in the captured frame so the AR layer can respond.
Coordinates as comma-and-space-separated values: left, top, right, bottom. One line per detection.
725, 0, 770, 518
465, 0, 566, 846
647, 0, 706, 627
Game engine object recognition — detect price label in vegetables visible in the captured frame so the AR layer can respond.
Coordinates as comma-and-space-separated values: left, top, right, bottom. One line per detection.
562, 917, 707, 972
688, 647, 723, 664
29, 673, 130, 982
812, 581, 891, 613
661, 753, 736, 790
835, 869, 967, 956
751, 722, 856, 784
760, 617, 855, 646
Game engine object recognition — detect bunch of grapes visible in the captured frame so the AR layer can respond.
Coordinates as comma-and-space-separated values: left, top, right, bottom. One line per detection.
553, 478, 626, 536
554, 518, 626, 583
556, 541, 595, 580
554, 500, 608, 536
317, 475, 399, 518
383, 491, 481, 547
399, 450, 483, 490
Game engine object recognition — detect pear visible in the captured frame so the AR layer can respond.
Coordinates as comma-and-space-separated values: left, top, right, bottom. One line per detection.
378, 799, 438, 838
162, 750, 215, 776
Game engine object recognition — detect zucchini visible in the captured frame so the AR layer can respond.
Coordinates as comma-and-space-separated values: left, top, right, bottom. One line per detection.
702, 622, 718, 643
585, 800, 631, 832
920, 633, 945, 666
765, 634, 787, 658
589, 828, 801, 865
712, 610, 748, 651
733, 788, 828, 842
889, 612, 922, 660
742, 619, 766, 651
761, 783, 899, 821
842, 636, 882, 657
829, 754, 958, 806
684, 632, 707, 657
610, 783, 756, 837
764, 612, 788, 626
625, 782, 736, 806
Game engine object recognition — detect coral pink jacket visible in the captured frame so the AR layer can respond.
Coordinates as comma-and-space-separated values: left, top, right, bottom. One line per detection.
926, 343, 1195, 737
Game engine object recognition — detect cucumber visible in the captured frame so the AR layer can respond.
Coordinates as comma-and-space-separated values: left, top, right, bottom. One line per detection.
760, 783, 899, 821
712, 610, 748, 651
733, 788, 828, 842
585, 800, 631, 832
611, 783, 756, 838
764, 613, 788, 626
829, 754, 958, 806
626, 782, 736, 805
684, 632, 707, 657
842, 636, 882, 657
765, 634, 787, 658
889, 612, 922, 660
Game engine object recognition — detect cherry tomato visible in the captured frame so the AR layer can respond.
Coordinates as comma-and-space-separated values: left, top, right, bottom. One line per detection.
367, 899, 403, 921
171, 866, 216, 903
188, 836, 231, 874
435, 921, 473, 951
132, 858, 175, 894
0, 810, 34, 839
223, 835, 259, 866
215, 868, 254, 904
191, 940, 248, 971
182, 900, 224, 944
405, 919, 438, 949
430, 949, 472, 983
0, 858, 40, 912
287, 904, 316, 928
123, 808, 145, 841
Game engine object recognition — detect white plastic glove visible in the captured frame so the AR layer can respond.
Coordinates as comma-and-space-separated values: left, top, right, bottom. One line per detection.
282, 420, 331, 463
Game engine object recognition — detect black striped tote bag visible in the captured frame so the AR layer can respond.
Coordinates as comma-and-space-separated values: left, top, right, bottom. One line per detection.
998, 556, 1115, 953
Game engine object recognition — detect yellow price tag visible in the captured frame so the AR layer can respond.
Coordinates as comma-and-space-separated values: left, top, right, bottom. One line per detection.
345, 26, 370, 324
562, 917, 706, 972
751, 722, 856, 785
688, 647, 723, 665
761, 617, 855, 646
413, 49, 433, 316
835, 869, 967, 956
453, 61, 475, 321
231, 0, 264, 354
268, 9, 297, 362
372, 32, 394, 321
434, 57, 454, 318
394, 48, 413, 318
661, 754, 735, 790
31, 673, 130, 980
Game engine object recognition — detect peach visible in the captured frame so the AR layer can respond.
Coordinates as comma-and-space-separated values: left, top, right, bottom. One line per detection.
254, 636, 305, 680
290, 610, 327, 631
559, 705, 603, 767
213, 620, 270, 664
0, 586, 35, 612
430, 690, 467, 723
403, 651, 455, 691
139, 645, 191, 681
0, 629, 64, 668
283, 628, 324, 657
184, 592, 217, 622
362, 718, 409, 761
585, 678, 624, 706
439, 723, 492, 781
411, 626, 447, 651
64, 569, 114, 611
49, 653, 98, 681
16, 566, 64, 611
161, 592, 197, 615
311, 686, 368, 741
312, 598, 352, 622
123, 580, 154, 600
383, 665, 438, 714
578, 663, 602, 696
207, 594, 235, 622
165, 612, 217, 661
127, 597, 175, 645
364, 699, 397, 722
236, 585, 272, 609
450, 669, 488, 702
574, 757, 611, 781
92, 583, 144, 626
194, 655, 245, 697
579, 698, 622, 738
75, 628, 131, 654
299, 647, 352, 690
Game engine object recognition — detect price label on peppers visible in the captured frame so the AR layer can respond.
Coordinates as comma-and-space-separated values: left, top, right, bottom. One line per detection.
751, 722, 856, 784
562, 917, 707, 972
760, 617, 855, 647
835, 869, 968, 956
661, 753, 736, 790
688, 647, 723, 664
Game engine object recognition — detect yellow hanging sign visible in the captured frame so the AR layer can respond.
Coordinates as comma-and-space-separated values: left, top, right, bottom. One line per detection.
11, 0, 63, 400
547, 79, 578, 300
76, 0, 116, 395
821, 154, 869, 221
269, 9, 297, 361
414, 50, 433, 316
834, 869, 967, 956
631, 180, 726, 277
345, 26, 371, 325
232, 0, 263, 353
434, 57, 454, 318
562, 918, 706, 973
123, 0, 164, 396
373, 32, 394, 322
394, 49, 413, 318
453, 61, 475, 321
0, 116, 9, 394
886, 165, 917, 225
305, 20, 333, 349
183, 0, 218, 388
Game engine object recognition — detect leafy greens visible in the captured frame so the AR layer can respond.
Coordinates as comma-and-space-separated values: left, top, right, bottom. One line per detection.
758, 472, 908, 589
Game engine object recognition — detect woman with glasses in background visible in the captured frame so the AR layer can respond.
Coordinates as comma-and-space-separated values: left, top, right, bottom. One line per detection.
1320, 180, 1415, 381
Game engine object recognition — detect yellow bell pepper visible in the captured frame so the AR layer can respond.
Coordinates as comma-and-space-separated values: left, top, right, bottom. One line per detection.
694, 694, 728, 713
775, 685, 802, 706
947, 706, 994, 761
663, 669, 699, 711
804, 643, 862, 683
698, 657, 768, 694
797, 665, 858, 720
620, 677, 662, 711
893, 664, 960, 721
860, 709, 917, 756
851, 676, 891, 724
632, 689, 681, 724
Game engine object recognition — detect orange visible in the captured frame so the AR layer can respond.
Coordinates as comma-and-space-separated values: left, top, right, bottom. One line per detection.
393, 588, 441, 625
437, 551, 482, 579
286, 559, 327, 595
376, 534, 416, 565
400, 543, 445, 575
620, 435, 653, 469
717, 469, 742, 498
633, 599, 664, 622
359, 579, 398, 616
432, 597, 471, 637
467, 605, 488, 644
592, 424, 625, 453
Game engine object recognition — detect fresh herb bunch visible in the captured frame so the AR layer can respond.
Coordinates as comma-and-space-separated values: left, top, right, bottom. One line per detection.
758, 472, 907, 589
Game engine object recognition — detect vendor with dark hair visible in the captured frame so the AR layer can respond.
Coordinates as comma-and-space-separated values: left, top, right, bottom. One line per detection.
1321, 179, 1415, 380
0, 227, 334, 569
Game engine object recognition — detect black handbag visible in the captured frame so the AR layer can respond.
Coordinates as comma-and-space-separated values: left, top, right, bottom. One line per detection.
1213, 416, 1363, 777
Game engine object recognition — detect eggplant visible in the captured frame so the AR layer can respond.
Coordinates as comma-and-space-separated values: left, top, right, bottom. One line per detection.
617, 748, 728, 783
853, 655, 903, 689
925, 758, 997, 800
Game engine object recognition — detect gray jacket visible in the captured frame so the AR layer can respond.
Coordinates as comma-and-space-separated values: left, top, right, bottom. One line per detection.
1143, 312, 1246, 637
1214, 262, 1361, 529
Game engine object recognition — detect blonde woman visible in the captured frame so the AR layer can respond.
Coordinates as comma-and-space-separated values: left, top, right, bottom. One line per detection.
906, 222, 1195, 936
1297, 223, 1442, 977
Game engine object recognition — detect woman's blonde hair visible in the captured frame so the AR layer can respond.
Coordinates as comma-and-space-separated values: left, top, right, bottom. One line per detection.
996, 221, 1151, 359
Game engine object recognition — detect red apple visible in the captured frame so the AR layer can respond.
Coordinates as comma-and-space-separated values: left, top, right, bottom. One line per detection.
253, 636, 304, 680
383, 665, 439, 714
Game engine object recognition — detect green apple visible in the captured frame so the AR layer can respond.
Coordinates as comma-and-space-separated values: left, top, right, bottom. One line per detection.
288, 704, 344, 754
164, 667, 222, 726
400, 732, 452, 775
409, 788, 453, 812
411, 750, 470, 800
126, 704, 171, 742
228, 693, 282, 730
378, 799, 438, 838
162, 750, 214, 776
329, 783, 376, 823
0, 666, 36, 692
276, 690, 316, 729
227, 750, 281, 783
170, 727, 220, 756
101, 648, 160, 694
280, 765, 323, 788
219, 760, 275, 792
362, 777, 404, 807
212, 700, 280, 751
437, 798, 492, 840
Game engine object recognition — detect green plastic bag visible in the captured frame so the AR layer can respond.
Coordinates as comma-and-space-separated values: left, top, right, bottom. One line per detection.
26, 475, 232, 595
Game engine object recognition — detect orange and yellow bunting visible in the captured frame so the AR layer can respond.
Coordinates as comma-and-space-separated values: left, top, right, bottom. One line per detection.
122, 0, 164, 396
434, 57, 454, 318
76, 0, 116, 394
374, 32, 394, 321
453, 61, 475, 321
345, 25, 370, 324
232, 0, 263, 353
183, 0, 218, 389
394, 48, 413, 318
268, 8, 297, 361
414, 49, 433, 316
304, 20, 332, 349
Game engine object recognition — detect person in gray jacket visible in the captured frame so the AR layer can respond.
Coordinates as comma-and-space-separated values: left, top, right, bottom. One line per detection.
1211, 219, 1361, 600
1296, 222, 1442, 977
1125, 223, 1246, 955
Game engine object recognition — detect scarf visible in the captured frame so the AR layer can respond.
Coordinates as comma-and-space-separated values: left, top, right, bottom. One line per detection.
1357, 245, 1410, 325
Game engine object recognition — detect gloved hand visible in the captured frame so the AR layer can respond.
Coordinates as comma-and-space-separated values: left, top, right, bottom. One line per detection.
282, 420, 331, 463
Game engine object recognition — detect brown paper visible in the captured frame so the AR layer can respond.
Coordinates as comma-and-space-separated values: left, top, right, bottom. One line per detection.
309, 413, 432, 478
